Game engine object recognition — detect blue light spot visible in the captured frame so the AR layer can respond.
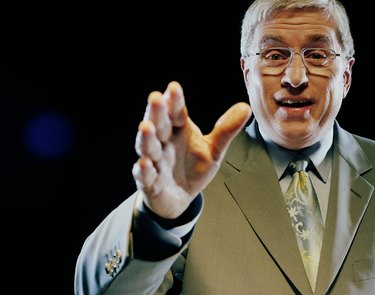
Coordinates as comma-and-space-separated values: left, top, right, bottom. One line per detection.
25, 112, 73, 159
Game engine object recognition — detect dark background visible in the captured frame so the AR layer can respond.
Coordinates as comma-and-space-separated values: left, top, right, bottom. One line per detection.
1, 1, 369, 294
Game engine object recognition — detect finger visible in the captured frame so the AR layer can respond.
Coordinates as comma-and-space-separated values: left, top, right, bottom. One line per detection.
209, 102, 252, 161
135, 120, 163, 161
132, 157, 158, 193
164, 81, 188, 127
146, 91, 172, 143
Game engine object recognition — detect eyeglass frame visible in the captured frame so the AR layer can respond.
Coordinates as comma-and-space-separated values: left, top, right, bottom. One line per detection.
245, 47, 341, 74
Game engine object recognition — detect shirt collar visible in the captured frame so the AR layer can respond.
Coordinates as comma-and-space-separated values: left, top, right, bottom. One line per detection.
256, 125, 333, 183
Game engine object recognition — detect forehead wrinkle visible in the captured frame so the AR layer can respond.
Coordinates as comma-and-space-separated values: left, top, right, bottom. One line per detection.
259, 33, 334, 48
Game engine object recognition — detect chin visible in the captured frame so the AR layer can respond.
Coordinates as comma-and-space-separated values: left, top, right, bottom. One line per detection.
274, 124, 316, 149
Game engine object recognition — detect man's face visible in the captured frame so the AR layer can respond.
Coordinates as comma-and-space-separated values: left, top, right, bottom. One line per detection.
241, 9, 354, 150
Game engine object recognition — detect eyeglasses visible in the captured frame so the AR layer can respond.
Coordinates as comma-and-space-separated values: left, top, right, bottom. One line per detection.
247, 47, 340, 75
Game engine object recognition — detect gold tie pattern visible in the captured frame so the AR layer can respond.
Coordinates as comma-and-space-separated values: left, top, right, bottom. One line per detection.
284, 157, 324, 291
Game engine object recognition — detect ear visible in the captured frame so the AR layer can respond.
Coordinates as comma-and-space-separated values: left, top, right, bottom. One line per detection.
240, 56, 250, 86
342, 57, 355, 98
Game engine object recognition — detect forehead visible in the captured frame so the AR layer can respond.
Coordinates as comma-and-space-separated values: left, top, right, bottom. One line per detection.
253, 10, 338, 47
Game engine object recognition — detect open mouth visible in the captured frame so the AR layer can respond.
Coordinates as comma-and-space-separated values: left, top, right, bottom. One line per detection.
277, 100, 313, 108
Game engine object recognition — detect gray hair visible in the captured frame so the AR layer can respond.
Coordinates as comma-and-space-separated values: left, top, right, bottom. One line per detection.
240, 0, 354, 59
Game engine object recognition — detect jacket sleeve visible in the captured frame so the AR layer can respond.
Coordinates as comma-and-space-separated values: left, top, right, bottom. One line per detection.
74, 192, 203, 295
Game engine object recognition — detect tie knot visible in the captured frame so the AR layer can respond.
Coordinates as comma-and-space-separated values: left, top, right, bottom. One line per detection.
288, 159, 309, 174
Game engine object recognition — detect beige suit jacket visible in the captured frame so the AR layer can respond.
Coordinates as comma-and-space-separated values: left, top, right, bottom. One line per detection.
75, 120, 375, 294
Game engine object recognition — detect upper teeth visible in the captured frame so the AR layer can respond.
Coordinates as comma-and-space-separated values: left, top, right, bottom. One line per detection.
282, 100, 304, 104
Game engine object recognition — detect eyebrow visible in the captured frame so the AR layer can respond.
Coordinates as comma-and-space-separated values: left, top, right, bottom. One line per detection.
259, 34, 333, 48
259, 35, 284, 47
306, 34, 333, 46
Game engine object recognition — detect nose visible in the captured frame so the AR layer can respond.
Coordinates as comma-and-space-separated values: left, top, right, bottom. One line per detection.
281, 53, 308, 88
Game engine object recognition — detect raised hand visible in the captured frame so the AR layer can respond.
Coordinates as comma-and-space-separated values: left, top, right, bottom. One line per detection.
132, 81, 252, 219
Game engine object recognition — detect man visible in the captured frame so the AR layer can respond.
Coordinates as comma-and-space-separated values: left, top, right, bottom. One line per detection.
75, 0, 375, 294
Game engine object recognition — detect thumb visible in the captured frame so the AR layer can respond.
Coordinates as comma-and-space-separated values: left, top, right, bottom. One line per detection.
208, 102, 252, 161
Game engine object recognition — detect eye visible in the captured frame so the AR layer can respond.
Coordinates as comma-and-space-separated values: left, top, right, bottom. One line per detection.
262, 48, 290, 60
304, 49, 328, 60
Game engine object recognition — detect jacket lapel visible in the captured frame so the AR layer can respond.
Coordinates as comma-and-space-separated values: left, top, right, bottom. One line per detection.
315, 123, 374, 294
224, 121, 313, 294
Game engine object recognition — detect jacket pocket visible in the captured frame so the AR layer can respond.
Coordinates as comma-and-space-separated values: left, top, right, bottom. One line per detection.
353, 259, 375, 281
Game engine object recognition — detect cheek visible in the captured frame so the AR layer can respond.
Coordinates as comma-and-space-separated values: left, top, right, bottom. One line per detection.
248, 77, 278, 118
247, 78, 265, 107
327, 74, 345, 103
319, 78, 343, 120
246, 69, 275, 100
328, 63, 347, 98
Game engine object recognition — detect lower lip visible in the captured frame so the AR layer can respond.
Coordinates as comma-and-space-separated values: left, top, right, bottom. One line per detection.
280, 105, 311, 119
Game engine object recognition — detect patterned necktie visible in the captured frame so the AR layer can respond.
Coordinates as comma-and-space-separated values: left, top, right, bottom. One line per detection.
284, 157, 324, 291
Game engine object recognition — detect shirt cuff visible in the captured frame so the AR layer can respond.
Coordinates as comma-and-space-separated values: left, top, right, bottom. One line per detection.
135, 192, 203, 237
131, 192, 203, 261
